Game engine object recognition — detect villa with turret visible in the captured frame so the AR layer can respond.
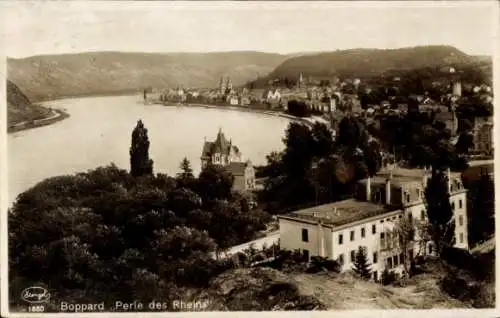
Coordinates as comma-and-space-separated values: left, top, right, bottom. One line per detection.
278, 165, 468, 281
201, 128, 256, 192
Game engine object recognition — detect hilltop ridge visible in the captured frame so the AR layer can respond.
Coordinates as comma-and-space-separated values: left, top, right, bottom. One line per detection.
7, 51, 287, 101
254, 45, 490, 85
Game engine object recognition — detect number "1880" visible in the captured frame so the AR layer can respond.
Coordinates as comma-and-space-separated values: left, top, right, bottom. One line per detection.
28, 305, 45, 312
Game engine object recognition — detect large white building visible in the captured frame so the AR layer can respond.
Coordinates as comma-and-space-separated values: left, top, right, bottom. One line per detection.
278, 166, 468, 281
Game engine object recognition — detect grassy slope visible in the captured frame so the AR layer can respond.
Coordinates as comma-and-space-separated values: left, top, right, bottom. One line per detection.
7, 51, 287, 101
264, 45, 489, 81
6, 80, 52, 126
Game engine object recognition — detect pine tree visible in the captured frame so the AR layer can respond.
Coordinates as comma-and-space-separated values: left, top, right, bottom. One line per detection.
129, 120, 154, 177
352, 246, 372, 279
424, 168, 454, 254
177, 157, 194, 182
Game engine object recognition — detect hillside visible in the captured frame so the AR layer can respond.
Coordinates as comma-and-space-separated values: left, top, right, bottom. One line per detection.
260, 46, 488, 83
194, 267, 468, 310
7, 51, 287, 101
6, 80, 52, 126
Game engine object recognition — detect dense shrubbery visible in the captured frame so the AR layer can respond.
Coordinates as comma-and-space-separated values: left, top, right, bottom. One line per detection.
260, 119, 384, 213
9, 161, 271, 307
374, 112, 469, 170
380, 268, 398, 286
286, 100, 310, 118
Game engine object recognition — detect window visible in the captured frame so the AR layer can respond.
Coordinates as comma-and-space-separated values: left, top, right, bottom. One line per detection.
399, 215, 402, 219
459, 215, 463, 226
350, 230, 355, 241
301, 229, 309, 242
405, 193, 411, 203
338, 234, 343, 245
373, 252, 378, 264
428, 244, 433, 255
459, 233, 464, 244
421, 210, 425, 220
459, 199, 463, 209
393, 255, 399, 266
350, 250, 356, 262
380, 220, 384, 223
451, 202, 455, 210
408, 213, 413, 223
416, 189, 421, 198
387, 257, 393, 269
361, 227, 366, 238
399, 252, 404, 264
338, 254, 344, 265
373, 271, 378, 281
372, 224, 377, 234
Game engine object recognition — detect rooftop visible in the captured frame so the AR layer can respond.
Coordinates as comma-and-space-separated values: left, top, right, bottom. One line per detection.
226, 161, 249, 176
281, 199, 399, 228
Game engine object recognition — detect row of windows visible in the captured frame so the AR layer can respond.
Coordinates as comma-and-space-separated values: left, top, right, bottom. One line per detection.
338, 249, 380, 266
337, 215, 408, 245
301, 213, 464, 245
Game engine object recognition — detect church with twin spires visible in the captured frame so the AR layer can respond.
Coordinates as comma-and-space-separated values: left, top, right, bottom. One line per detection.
200, 128, 256, 192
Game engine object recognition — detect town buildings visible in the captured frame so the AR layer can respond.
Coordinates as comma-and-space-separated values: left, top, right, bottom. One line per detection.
200, 128, 256, 192
278, 166, 468, 281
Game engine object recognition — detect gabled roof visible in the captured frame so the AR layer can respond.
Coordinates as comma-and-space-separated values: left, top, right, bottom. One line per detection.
226, 162, 249, 176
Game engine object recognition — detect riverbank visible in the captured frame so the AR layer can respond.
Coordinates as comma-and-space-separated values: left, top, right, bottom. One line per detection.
8, 108, 70, 134
153, 102, 328, 128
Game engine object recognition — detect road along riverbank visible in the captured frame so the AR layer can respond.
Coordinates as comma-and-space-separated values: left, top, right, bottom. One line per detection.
8, 108, 70, 133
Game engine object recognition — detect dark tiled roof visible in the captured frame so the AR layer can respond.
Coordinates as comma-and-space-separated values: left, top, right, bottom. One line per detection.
201, 141, 214, 158
282, 199, 399, 228
226, 162, 248, 176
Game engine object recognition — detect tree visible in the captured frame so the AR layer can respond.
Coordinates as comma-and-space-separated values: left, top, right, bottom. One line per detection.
394, 216, 416, 276
425, 168, 455, 254
352, 246, 372, 279
310, 122, 335, 158
176, 157, 194, 185
197, 164, 234, 201
287, 100, 310, 118
129, 120, 154, 177
455, 133, 474, 155
468, 172, 495, 246
282, 123, 314, 178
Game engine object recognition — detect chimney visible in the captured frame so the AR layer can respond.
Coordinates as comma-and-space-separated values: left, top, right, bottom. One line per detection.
318, 220, 326, 258
385, 175, 392, 205
366, 176, 372, 201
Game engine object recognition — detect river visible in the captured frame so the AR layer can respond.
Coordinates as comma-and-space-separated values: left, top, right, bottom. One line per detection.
8, 95, 291, 206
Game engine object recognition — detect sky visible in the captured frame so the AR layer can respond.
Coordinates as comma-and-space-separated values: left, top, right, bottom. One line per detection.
1, 1, 498, 58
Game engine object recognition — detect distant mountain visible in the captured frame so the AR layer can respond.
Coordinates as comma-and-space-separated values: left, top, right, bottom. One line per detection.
7, 51, 287, 101
261, 46, 484, 83
6, 80, 52, 126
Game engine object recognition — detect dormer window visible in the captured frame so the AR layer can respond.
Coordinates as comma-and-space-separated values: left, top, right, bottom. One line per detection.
405, 193, 411, 203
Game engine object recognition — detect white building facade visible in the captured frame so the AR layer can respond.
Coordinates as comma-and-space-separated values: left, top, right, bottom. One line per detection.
278, 167, 468, 281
